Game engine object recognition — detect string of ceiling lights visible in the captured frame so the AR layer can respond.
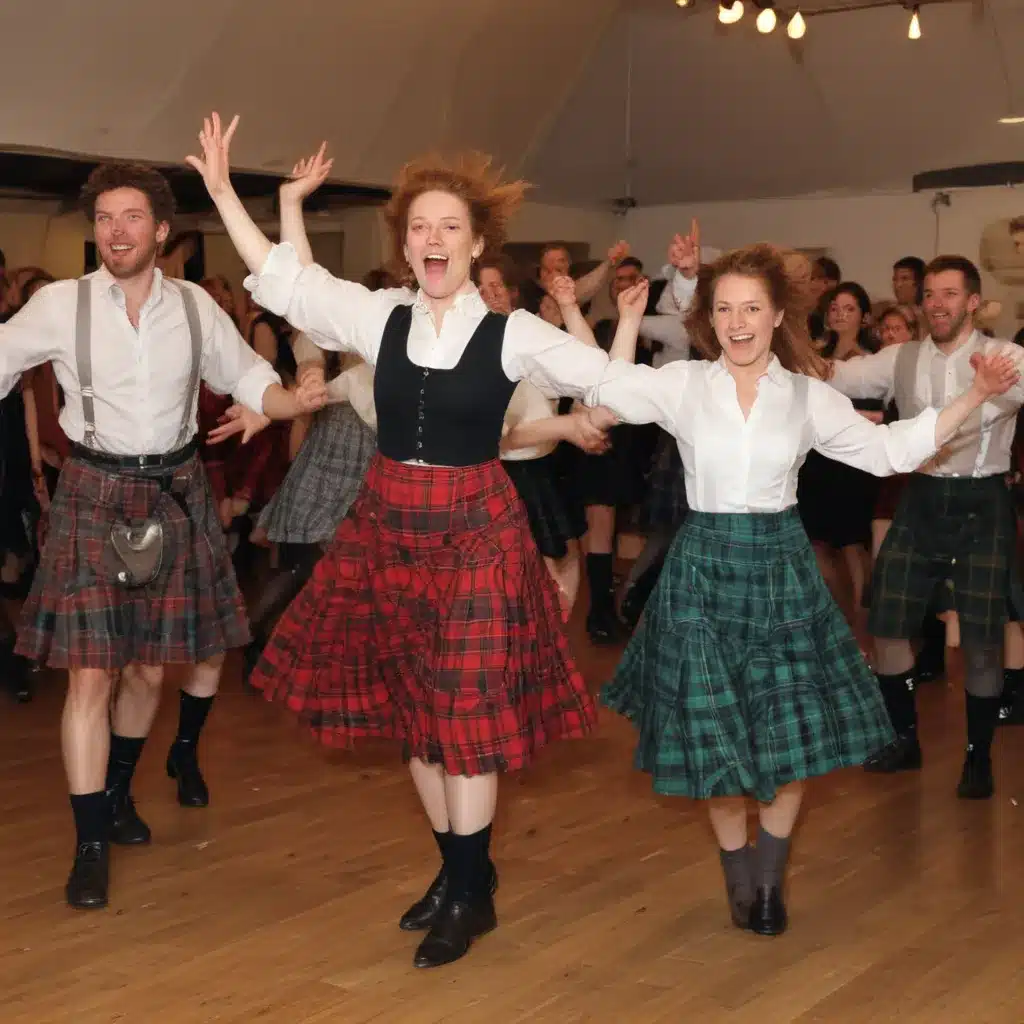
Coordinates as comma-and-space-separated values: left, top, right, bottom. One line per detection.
672, 0, 956, 42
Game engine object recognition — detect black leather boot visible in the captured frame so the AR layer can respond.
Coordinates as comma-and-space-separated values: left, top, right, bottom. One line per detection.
413, 895, 498, 968
66, 841, 110, 909
747, 885, 787, 936
956, 746, 994, 800
166, 741, 210, 807
107, 785, 152, 845
399, 862, 498, 931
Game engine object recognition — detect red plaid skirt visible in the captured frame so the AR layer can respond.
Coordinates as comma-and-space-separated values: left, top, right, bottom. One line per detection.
17, 454, 250, 670
249, 454, 596, 775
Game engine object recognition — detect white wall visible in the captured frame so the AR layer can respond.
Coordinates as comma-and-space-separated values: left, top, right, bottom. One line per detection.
627, 185, 1024, 338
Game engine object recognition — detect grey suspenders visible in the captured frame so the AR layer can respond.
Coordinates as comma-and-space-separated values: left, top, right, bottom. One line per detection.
75, 277, 203, 453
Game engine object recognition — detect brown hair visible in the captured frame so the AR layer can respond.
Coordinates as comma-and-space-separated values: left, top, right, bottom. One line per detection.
475, 253, 522, 292
684, 243, 827, 379
384, 152, 528, 284
80, 162, 176, 225
876, 303, 922, 340
924, 254, 982, 296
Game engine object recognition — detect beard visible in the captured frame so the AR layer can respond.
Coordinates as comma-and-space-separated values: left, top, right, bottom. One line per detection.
100, 238, 159, 280
927, 308, 969, 342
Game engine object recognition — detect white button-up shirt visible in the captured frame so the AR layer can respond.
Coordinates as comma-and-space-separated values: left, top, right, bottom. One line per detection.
828, 331, 1024, 477
0, 266, 279, 455
245, 243, 612, 399
590, 355, 939, 513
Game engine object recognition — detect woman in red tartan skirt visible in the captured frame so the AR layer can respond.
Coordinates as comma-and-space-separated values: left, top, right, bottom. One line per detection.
189, 114, 626, 968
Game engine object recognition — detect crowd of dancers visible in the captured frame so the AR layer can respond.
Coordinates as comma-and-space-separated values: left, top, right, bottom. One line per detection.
1, 109, 1022, 971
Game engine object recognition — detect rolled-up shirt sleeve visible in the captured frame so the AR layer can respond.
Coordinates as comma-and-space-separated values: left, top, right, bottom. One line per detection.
199, 295, 281, 414
243, 243, 398, 364
0, 286, 61, 399
809, 376, 938, 475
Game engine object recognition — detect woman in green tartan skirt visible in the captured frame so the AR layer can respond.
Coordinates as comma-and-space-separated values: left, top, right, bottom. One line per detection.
585, 243, 1020, 936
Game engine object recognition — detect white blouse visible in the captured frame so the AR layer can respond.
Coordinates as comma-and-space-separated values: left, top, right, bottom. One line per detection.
590, 356, 939, 513
245, 244, 610, 401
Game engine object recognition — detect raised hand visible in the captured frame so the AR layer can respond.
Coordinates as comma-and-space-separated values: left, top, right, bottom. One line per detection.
548, 274, 577, 310
617, 278, 650, 320
207, 404, 270, 445
607, 240, 630, 265
969, 352, 1021, 398
668, 218, 701, 278
185, 112, 240, 198
279, 142, 334, 206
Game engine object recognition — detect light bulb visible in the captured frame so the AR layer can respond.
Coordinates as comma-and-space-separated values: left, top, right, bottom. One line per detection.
756, 6, 777, 33
786, 10, 806, 38
718, 2, 744, 25
676, 0, 691, 6
908, 6, 921, 39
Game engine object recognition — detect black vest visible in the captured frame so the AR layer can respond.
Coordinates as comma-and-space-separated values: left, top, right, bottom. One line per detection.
374, 305, 517, 466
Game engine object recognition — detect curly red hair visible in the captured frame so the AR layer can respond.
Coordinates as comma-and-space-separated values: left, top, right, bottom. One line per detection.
384, 152, 528, 284
684, 243, 827, 379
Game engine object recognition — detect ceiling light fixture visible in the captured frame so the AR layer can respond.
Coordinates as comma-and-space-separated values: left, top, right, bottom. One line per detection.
908, 5, 921, 38
718, 1, 744, 23
786, 10, 806, 38
756, 4, 778, 32
676, 0, 691, 7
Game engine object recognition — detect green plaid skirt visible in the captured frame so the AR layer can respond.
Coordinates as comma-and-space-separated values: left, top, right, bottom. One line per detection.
602, 509, 894, 802
868, 474, 1024, 645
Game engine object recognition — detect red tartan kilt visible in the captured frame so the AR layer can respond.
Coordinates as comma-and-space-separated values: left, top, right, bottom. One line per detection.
16, 454, 250, 669
250, 454, 596, 774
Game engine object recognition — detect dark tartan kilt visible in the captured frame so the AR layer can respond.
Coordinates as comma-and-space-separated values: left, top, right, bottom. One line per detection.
258, 403, 376, 545
249, 453, 596, 775
601, 508, 894, 802
501, 453, 586, 559
17, 454, 249, 670
636, 434, 688, 532
868, 474, 1024, 645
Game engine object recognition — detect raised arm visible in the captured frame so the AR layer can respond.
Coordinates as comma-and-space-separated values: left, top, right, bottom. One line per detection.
809, 353, 1020, 475
548, 275, 599, 347
573, 240, 630, 305
187, 113, 390, 360
826, 344, 900, 401
278, 142, 334, 268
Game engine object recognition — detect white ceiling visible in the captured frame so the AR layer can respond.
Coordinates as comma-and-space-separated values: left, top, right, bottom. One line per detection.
2, 0, 1022, 207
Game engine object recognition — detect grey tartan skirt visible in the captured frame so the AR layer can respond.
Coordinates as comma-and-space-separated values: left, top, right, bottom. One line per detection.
258, 404, 376, 544
602, 509, 894, 802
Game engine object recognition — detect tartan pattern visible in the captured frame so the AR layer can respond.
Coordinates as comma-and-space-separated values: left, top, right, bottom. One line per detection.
501, 453, 586, 559
869, 474, 1024, 644
17, 455, 249, 670
249, 454, 595, 775
258, 403, 376, 544
637, 434, 688, 532
602, 509, 894, 802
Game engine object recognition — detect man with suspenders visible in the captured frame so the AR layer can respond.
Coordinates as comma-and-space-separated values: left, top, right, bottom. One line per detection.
825, 255, 1024, 799
0, 162, 323, 909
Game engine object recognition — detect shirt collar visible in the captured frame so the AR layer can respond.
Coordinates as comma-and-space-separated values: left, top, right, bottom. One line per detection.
412, 284, 488, 317
924, 328, 981, 359
711, 352, 788, 385
93, 263, 165, 310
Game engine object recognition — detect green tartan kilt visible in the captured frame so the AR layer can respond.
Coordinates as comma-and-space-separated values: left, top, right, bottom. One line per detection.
868, 474, 1024, 644
601, 509, 894, 802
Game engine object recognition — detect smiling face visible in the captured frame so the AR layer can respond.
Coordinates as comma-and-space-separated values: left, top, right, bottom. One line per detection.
402, 190, 483, 302
923, 269, 980, 344
93, 187, 169, 280
711, 273, 783, 372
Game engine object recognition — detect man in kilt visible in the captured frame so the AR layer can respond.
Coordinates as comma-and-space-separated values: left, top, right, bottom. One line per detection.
826, 255, 1024, 799
0, 162, 324, 910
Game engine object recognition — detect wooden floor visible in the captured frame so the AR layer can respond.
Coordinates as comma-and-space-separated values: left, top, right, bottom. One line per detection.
3, 627, 1024, 1023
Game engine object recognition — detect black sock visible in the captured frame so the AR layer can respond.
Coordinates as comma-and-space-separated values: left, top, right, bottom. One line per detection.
965, 693, 1001, 760
70, 791, 109, 846
754, 826, 791, 891
432, 827, 450, 867
174, 691, 214, 747
106, 734, 146, 793
876, 671, 918, 737
586, 553, 614, 616
445, 825, 492, 903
